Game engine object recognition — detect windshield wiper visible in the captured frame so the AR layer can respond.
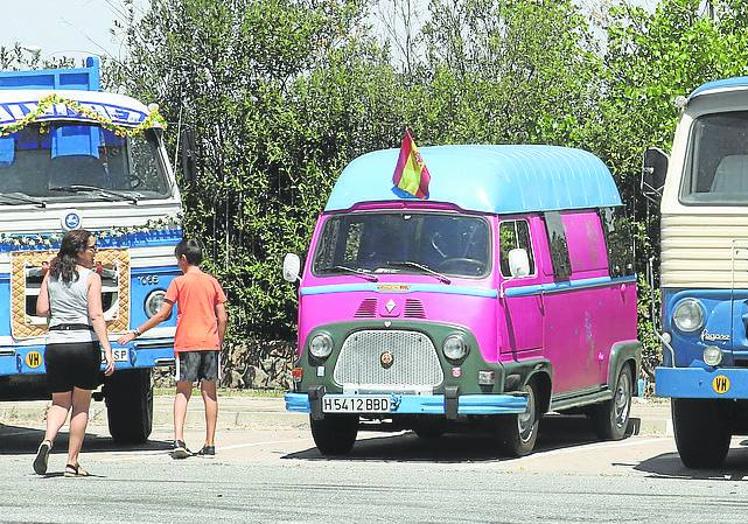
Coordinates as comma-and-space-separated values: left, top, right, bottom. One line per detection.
49, 185, 139, 204
321, 265, 379, 282
0, 192, 47, 208
385, 260, 451, 284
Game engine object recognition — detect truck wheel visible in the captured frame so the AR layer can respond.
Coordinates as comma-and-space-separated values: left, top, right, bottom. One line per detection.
590, 364, 633, 441
310, 415, 358, 456
497, 381, 539, 457
105, 368, 154, 445
672, 398, 731, 469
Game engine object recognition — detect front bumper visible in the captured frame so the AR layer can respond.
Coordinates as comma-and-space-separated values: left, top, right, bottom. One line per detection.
285, 392, 527, 416
655, 366, 748, 399
0, 339, 175, 376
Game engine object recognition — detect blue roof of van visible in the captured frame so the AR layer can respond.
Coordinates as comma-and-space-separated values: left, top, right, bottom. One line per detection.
689, 77, 748, 101
325, 145, 622, 214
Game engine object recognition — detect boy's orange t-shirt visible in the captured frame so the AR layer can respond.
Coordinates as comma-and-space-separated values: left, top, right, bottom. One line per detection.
164, 268, 227, 352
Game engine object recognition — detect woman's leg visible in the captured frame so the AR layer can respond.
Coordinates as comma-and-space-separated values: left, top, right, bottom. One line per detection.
44, 391, 72, 444
67, 387, 93, 466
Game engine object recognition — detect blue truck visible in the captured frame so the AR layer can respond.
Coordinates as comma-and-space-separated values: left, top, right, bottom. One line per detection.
0, 58, 182, 443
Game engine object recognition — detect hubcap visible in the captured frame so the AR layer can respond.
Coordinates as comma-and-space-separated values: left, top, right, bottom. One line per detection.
614, 372, 631, 428
517, 385, 536, 442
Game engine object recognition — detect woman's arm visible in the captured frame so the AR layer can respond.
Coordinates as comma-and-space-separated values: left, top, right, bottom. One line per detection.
36, 273, 50, 317
87, 273, 115, 376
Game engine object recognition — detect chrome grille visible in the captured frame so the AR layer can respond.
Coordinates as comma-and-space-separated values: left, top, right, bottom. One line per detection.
334, 330, 443, 390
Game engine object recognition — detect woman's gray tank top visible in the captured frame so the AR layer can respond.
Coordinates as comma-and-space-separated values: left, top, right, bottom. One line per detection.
47, 267, 97, 344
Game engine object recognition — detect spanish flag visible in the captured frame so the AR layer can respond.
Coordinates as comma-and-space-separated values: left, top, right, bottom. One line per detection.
392, 129, 431, 199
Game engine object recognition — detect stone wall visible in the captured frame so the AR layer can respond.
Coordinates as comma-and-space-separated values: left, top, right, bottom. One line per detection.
152, 339, 295, 390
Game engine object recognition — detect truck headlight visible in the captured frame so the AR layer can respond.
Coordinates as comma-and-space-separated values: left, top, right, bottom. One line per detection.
672, 299, 704, 332
145, 290, 166, 318
443, 334, 468, 361
309, 333, 333, 359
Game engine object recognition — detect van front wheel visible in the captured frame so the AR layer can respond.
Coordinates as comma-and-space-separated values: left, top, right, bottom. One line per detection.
105, 368, 154, 444
310, 415, 358, 456
590, 364, 633, 441
497, 381, 539, 457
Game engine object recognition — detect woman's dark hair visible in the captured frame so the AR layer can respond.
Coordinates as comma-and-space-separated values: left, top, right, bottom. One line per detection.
175, 238, 203, 265
49, 229, 93, 284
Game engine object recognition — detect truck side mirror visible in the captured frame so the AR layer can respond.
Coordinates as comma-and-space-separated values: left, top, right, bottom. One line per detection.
641, 147, 669, 202
181, 128, 197, 183
282, 253, 301, 282
508, 248, 530, 278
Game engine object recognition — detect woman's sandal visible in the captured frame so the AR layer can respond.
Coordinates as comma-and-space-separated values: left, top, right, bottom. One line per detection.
33, 440, 53, 475
64, 463, 90, 477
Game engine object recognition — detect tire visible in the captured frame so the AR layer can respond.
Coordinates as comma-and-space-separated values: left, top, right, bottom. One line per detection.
672, 398, 731, 469
105, 368, 154, 444
310, 415, 358, 456
497, 381, 540, 457
590, 364, 633, 441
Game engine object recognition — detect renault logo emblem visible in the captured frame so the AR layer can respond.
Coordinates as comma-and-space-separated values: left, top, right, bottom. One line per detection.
380, 351, 394, 369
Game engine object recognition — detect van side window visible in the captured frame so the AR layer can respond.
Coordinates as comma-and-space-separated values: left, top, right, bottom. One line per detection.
544, 211, 571, 280
499, 220, 535, 277
600, 207, 635, 277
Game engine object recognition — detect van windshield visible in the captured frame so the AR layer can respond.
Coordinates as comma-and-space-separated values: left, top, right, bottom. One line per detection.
313, 212, 491, 278
0, 123, 171, 204
682, 110, 748, 204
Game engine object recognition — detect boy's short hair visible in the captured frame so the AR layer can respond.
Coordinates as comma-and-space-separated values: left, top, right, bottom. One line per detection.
175, 239, 203, 265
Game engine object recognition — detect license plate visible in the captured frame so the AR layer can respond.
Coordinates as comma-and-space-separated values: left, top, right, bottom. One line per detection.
103, 349, 129, 363
322, 396, 391, 413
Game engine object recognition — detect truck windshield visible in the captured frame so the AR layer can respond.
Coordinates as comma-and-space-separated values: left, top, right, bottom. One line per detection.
0, 123, 171, 203
682, 110, 748, 204
313, 212, 491, 278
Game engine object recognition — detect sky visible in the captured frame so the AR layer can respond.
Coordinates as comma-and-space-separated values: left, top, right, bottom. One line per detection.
2, 0, 148, 63
1, 0, 661, 65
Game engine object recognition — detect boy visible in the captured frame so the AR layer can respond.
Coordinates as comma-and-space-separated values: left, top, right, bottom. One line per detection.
118, 239, 227, 458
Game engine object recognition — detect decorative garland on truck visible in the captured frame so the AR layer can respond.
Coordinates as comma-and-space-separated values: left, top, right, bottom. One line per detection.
0, 93, 167, 138
0, 215, 182, 251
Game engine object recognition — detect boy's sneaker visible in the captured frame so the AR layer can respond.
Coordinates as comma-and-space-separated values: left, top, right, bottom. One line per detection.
196, 445, 215, 458
171, 440, 192, 459
33, 440, 52, 475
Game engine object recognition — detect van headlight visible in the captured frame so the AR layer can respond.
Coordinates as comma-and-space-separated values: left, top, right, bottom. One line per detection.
443, 334, 468, 361
145, 290, 166, 318
309, 333, 333, 359
672, 299, 704, 332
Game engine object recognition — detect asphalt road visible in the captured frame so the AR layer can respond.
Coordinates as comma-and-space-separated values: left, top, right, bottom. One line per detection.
1, 403, 747, 523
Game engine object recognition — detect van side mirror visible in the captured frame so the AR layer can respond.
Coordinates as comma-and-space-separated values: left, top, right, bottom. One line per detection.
641, 147, 669, 202
282, 253, 301, 282
508, 248, 530, 278
181, 128, 197, 183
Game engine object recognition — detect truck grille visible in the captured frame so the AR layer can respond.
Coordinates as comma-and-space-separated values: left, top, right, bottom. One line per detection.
333, 330, 443, 391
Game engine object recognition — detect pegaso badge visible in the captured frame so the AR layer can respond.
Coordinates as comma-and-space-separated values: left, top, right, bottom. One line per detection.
380, 350, 394, 369
61, 210, 82, 231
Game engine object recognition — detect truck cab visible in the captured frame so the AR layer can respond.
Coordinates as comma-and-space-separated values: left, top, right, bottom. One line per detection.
0, 58, 182, 443
645, 77, 748, 468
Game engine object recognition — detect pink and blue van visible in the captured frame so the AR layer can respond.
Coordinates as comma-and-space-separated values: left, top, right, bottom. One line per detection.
284, 145, 641, 456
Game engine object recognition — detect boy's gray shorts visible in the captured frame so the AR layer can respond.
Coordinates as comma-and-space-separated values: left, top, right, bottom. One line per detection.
176, 351, 220, 382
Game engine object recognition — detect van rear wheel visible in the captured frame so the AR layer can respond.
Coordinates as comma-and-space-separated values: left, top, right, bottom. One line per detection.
497, 381, 539, 457
310, 415, 358, 456
672, 398, 731, 468
590, 364, 632, 441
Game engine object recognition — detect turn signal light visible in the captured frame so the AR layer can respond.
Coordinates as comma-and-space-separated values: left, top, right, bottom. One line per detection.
291, 367, 304, 382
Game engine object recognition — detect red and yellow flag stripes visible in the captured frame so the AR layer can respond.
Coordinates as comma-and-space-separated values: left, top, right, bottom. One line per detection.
392, 129, 431, 199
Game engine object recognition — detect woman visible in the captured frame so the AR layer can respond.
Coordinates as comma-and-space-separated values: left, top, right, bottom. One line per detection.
32, 229, 115, 477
